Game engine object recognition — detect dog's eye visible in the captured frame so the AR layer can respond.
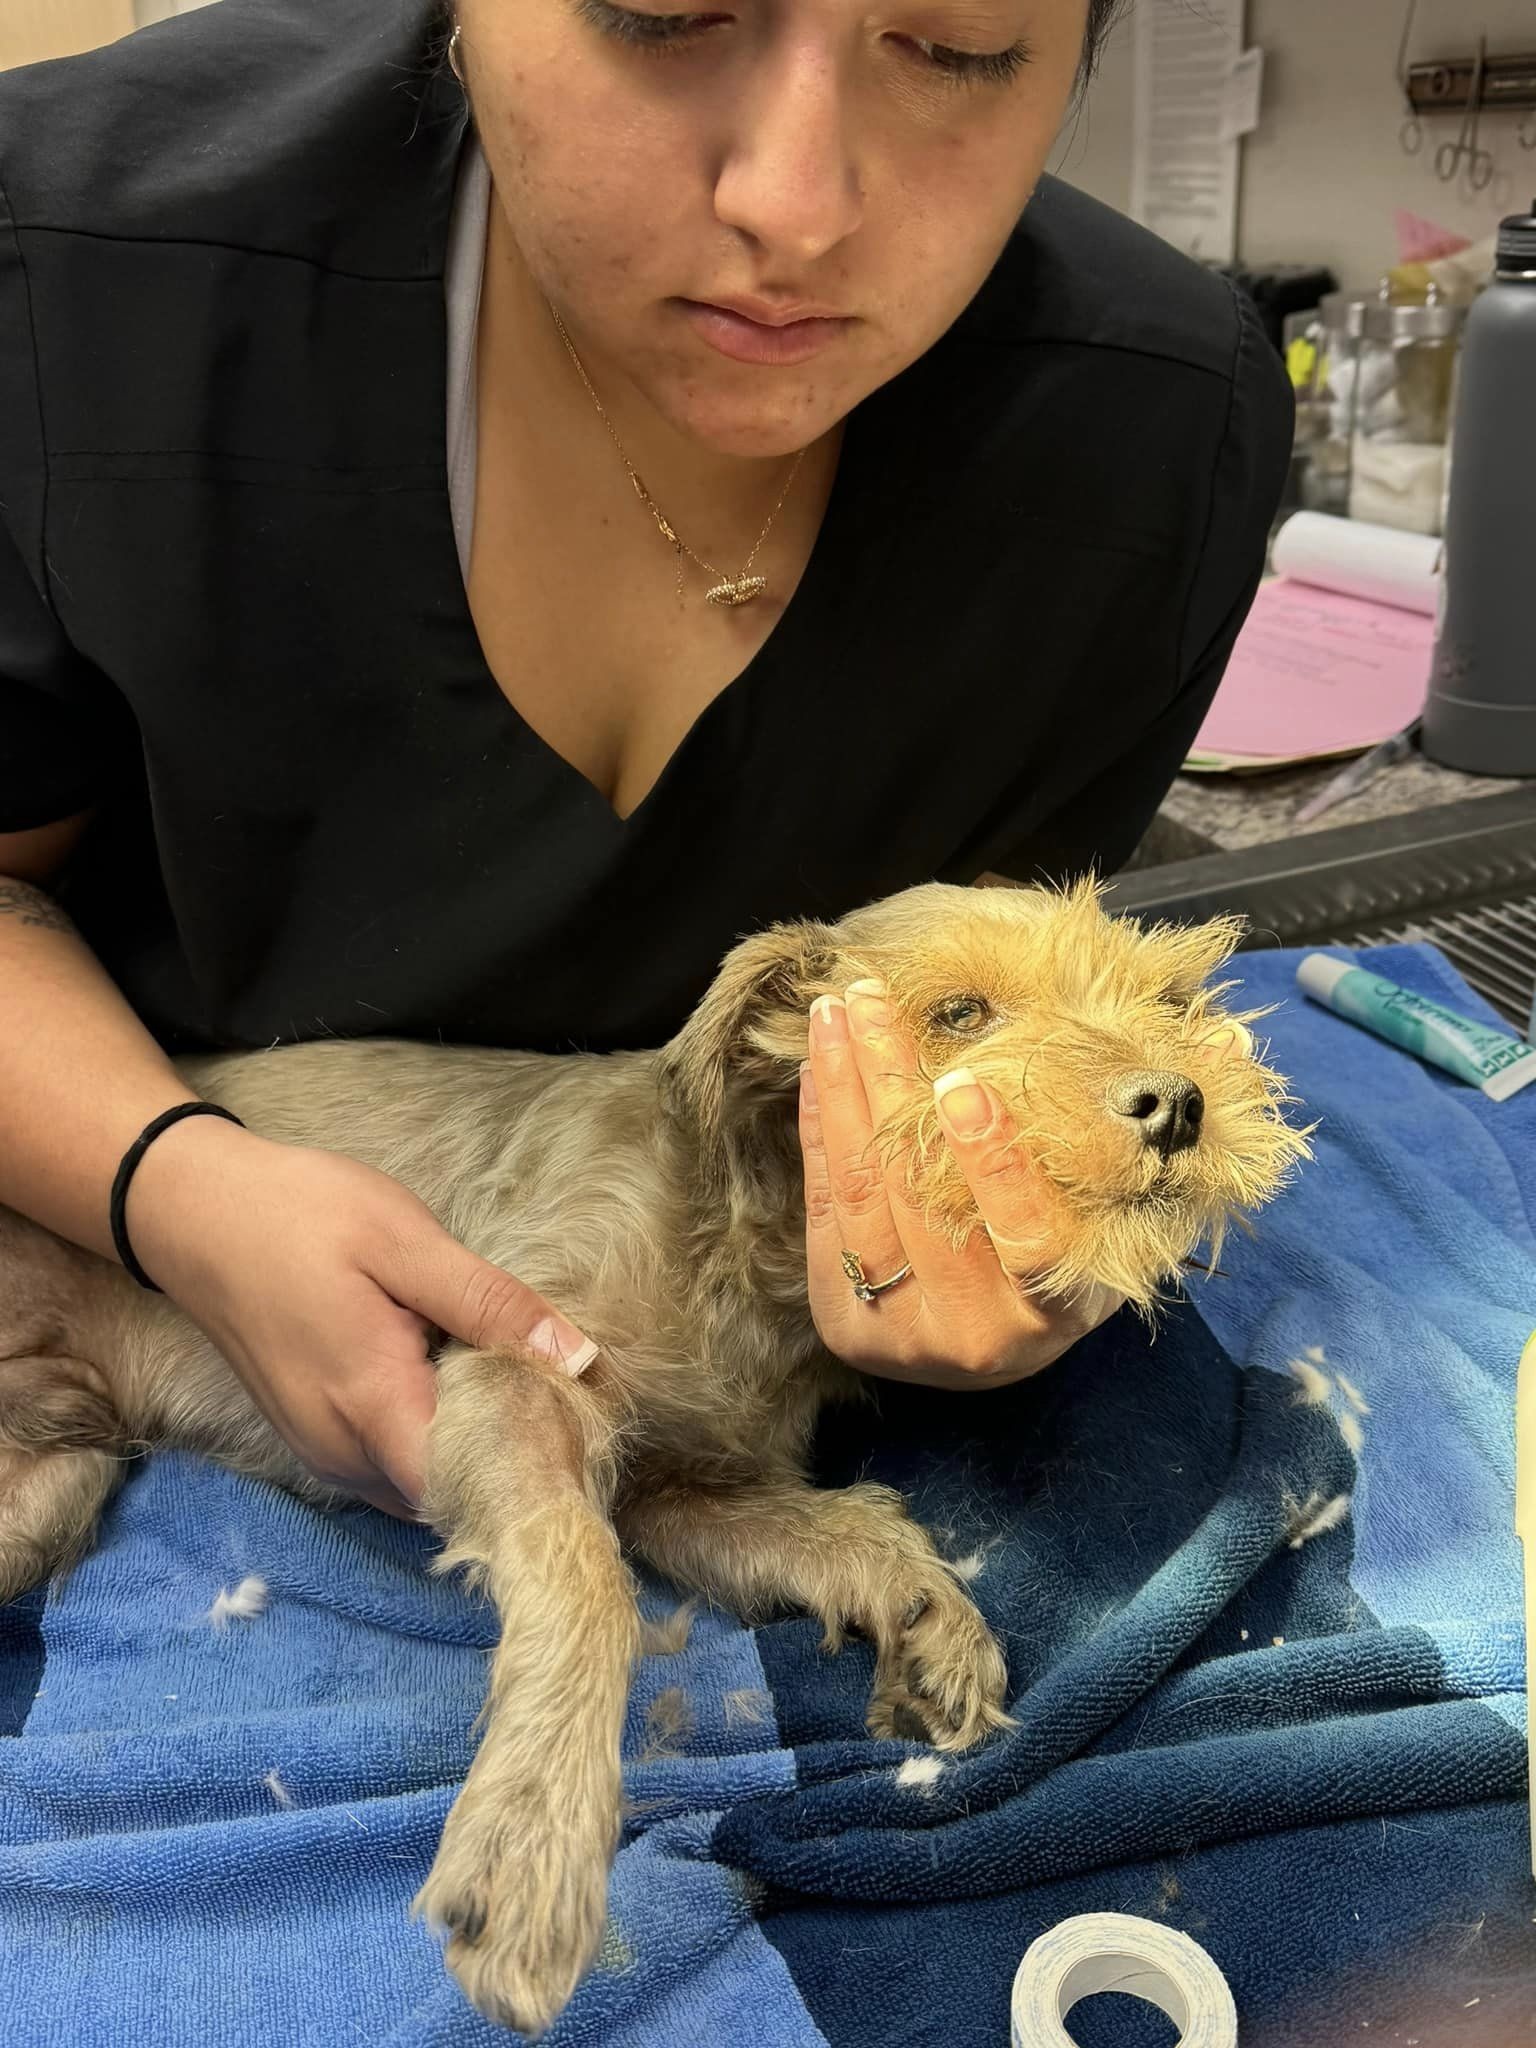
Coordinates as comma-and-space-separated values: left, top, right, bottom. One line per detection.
931, 994, 991, 1034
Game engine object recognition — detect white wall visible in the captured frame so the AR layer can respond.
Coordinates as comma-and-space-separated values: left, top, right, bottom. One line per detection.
1058, 0, 1536, 286
1, 1, 134, 70
134, 0, 216, 25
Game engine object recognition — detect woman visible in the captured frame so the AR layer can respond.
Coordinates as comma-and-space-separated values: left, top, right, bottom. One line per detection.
0, 0, 1290, 1520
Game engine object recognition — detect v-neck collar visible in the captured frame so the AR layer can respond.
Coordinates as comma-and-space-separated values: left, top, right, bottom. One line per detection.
430, 398, 873, 835
420, 134, 879, 834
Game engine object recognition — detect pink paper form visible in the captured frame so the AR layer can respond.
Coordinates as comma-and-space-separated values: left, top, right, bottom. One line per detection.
1193, 578, 1436, 759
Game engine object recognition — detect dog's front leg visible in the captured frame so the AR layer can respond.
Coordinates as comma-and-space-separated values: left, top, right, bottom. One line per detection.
617, 1473, 1009, 1751
415, 1347, 637, 2038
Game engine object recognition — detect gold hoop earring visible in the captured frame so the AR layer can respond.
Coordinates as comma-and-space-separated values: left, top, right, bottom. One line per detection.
447, 24, 465, 86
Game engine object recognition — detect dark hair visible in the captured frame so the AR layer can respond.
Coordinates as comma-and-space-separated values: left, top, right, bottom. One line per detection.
1081, 0, 1126, 83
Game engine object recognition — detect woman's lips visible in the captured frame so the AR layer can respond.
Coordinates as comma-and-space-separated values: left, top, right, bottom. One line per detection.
677, 299, 852, 366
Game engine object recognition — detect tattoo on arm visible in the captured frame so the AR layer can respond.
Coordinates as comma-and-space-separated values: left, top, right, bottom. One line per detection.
0, 881, 75, 935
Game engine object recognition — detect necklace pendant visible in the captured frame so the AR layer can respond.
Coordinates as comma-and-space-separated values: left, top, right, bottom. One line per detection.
704, 575, 768, 608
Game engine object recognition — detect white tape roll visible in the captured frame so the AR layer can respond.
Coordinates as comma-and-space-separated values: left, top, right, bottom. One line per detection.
1010, 1913, 1238, 2047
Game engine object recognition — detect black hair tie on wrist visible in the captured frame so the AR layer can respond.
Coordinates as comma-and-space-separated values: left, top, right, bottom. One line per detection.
110, 1101, 247, 1293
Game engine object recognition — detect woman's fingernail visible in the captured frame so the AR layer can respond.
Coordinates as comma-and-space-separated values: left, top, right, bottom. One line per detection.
528, 1315, 600, 1378
799, 1059, 818, 1110
812, 995, 849, 1047
845, 979, 891, 1032
935, 1067, 993, 1137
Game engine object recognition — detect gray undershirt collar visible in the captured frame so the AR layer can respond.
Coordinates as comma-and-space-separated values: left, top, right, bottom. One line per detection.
444, 132, 490, 583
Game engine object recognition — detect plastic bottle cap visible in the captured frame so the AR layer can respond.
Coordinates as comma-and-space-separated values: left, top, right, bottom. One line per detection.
1495, 202, 1536, 277
1296, 954, 1352, 1004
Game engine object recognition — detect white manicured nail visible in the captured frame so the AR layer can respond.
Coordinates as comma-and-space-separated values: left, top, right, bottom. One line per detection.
528, 1316, 599, 1378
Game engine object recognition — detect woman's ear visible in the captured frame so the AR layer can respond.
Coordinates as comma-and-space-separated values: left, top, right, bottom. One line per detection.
658, 919, 842, 1194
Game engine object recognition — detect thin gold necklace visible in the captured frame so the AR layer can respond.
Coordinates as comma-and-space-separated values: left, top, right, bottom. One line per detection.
548, 303, 806, 609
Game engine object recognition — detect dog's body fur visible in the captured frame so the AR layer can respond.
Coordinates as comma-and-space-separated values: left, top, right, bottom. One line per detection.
0, 882, 1307, 2032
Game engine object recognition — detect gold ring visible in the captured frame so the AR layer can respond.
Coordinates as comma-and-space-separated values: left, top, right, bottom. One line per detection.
841, 1249, 914, 1304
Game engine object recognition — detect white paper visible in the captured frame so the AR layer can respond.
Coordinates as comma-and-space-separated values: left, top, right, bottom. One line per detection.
1218, 47, 1265, 144
1131, 0, 1246, 264
1193, 581, 1435, 760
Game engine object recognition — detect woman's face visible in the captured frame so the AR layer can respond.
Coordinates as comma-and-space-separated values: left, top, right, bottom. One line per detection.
457, 1, 1090, 459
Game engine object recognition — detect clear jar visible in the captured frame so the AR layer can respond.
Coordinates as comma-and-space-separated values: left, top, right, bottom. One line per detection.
1343, 288, 1465, 536
1286, 294, 1357, 519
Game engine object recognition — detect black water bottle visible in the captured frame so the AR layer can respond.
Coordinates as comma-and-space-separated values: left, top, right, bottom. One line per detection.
1423, 201, 1536, 775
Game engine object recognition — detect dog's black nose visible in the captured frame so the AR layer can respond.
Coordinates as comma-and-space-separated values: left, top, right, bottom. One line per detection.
1107, 1071, 1205, 1157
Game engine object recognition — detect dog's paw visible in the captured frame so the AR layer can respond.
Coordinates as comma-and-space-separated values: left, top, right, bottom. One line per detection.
867, 1583, 1011, 1753
414, 1789, 613, 2037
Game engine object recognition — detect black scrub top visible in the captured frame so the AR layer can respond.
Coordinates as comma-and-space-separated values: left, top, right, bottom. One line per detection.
0, 0, 1291, 1057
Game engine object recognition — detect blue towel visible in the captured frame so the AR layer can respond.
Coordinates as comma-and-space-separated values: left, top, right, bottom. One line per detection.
2, 943, 1532, 2046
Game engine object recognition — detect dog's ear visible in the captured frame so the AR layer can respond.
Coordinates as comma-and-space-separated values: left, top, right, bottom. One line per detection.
659, 919, 842, 1196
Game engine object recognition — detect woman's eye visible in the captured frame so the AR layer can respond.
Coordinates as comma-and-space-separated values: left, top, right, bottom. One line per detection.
902, 36, 1034, 88
933, 995, 992, 1033
576, 6, 1032, 85
574, 2, 724, 53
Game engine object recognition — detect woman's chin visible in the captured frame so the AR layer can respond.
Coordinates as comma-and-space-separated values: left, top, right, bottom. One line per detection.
639, 342, 867, 459
653, 388, 848, 462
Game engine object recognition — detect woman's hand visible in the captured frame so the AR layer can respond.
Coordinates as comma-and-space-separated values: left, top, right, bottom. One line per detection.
125, 1115, 596, 1518
799, 982, 1121, 1390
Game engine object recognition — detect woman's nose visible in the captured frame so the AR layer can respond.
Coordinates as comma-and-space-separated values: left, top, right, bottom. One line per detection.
712, 45, 864, 263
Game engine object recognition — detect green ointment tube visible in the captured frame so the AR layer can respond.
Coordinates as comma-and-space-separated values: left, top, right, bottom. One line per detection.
1297, 954, 1536, 1103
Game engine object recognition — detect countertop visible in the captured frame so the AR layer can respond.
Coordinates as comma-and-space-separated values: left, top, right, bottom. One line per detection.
1126, 749, 1528, 872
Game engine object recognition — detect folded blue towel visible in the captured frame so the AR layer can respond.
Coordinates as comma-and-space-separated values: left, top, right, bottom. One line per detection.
1, 942, 1531, 2046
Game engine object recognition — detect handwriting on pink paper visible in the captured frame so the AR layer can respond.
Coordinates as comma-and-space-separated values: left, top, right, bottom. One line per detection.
1194, 580, 1435, 759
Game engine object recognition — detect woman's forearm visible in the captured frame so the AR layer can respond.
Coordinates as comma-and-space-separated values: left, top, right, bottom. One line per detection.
0, 875, 198, 1259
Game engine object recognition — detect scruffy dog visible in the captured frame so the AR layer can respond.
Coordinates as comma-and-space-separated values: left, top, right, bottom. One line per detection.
0, 881, 1306, 2033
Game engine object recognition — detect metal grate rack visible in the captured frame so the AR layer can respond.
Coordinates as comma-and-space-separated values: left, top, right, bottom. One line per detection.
1335, 897, 1536, 1032
1100, 791, 1536, 1034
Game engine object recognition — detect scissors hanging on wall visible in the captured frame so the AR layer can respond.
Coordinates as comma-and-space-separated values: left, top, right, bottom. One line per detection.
1437, 35, 1496, 190
1396, 5, 1536, 176
1397, 0, 1425, 154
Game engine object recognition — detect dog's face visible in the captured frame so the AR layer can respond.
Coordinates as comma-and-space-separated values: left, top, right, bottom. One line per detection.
665, 880, 1309, 1311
